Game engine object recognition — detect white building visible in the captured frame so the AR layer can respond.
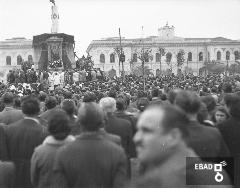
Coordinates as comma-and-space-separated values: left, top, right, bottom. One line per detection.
87, 24, 240, 76
0, 37, 33, 82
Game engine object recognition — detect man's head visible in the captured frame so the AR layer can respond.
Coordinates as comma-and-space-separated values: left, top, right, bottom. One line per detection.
77, 102, 104, 132
45, 96, 57, 110
1, 92, 14, 106
99, 97, 116, 113
134, 105, 189, 165
174, 90, 201, 115
21, 96, 40, 116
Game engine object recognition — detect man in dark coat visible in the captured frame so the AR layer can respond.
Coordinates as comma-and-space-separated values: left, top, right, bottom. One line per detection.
52, 102, 127, 188
0, 92, 24, 125
5, 96, 47, 188
0, 161, 15, 188
174, 90, 230, 159
99, 97, 133, 178
218, 95, 240, 186
0, 124, 8, 160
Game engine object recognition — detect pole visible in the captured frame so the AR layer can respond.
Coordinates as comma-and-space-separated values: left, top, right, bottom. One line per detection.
119, 28, 125, 80
142, 26, 146, 91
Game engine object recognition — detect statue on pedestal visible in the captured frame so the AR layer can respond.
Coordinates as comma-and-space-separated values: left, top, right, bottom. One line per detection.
50, 0, 59, 33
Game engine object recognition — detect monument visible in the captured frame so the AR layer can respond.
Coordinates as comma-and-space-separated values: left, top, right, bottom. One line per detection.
32, 0, 75, 70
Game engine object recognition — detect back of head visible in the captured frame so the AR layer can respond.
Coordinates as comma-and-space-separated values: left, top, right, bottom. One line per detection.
174, 90, 201, 114
21, 96, 40, 116
167, 89, 181, 104
201, 95, 216, 113
228, 95, 240, 118
83, 92, 96, 102
222, 83, 232, 93
48, 109, 70, 140
1, 92, 14, 105
77, 102, 104, 132
99, 97, 116, 113
45, 96, 57, 110
116, 97, 126, 111
61, 99, 76, 116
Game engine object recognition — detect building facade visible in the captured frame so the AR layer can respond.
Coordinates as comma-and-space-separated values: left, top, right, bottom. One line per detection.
0, 37, 33, 82
87, 24, 240, 76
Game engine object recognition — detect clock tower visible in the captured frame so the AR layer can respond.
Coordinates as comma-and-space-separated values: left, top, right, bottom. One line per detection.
158, 22, 175, 39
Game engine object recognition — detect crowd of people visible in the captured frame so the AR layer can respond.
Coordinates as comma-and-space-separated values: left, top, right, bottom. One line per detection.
0, 68, 240, 187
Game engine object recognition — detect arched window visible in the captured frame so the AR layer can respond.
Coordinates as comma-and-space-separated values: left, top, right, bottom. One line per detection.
234, 51, 239, 60
199, 52, 203, 61
6, 56, 11, 65
187, 52, 192, 61
133, 53, 137, 62
217, 51, 221, 61
28, 55, 33, 63
166, 52, 172, 63
226, 51, 230, 61
110, 53, 115, 63
17, 55, 23, 65
156, 53, 160, 62
100, 54, 105, 63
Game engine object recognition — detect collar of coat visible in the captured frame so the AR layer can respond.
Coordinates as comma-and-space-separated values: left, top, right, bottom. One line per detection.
43, 135, 75, 146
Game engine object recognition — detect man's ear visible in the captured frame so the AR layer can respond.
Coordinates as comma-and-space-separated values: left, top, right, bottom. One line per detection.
167, 128, 182, 147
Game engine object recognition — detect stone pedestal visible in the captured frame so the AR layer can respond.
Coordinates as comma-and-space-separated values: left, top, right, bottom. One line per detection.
33, 33, 75, 71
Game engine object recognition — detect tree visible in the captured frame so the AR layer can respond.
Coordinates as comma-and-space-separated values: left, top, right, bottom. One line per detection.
132, 65, 152, 77
165, 52, 172, 71
177, 49, 185, 68
157, 47, 166, 75
137, 48, 153, 76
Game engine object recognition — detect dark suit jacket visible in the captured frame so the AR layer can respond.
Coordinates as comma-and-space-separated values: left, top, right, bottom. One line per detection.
5, 118, 47, 188
114, 111, 137, 157
105, 114, 133, 158
0, 107, 24, 125
218, 117, 240, 186
0, 124, 8, 160
186, 120, 230, 159
0, 161, 15, 188
99, 129, 121, 146
52, 133, 128, 188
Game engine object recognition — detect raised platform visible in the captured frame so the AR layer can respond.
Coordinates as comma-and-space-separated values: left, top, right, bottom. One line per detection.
33, 33, 75, 71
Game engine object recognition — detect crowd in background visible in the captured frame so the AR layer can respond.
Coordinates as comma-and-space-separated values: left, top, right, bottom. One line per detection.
0, 70, 240, 187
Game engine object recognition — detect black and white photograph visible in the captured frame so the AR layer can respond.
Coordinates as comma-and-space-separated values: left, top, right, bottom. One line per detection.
0, 0, 240, 187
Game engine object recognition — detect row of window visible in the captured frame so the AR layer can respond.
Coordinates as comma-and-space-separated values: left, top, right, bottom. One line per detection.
6, 55, 33, 65
99, 51, 240, 63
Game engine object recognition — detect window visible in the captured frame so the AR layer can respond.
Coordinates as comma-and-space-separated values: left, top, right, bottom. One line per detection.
17, 55, 23, 65
234, 51, 239, 60
199, 52, 203, 61
133, 53, 137, 62
208, 52, 210, 61
226, 51, 230, 61
100, 54, 105, 63
187, 52, 192, 61
28, 55, 33, 63
110, 53, 115, 63
156, 53, 160, 62
217, 51, 221, 61
6, 56, 11, 65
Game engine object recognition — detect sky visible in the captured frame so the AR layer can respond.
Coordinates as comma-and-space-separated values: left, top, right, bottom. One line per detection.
0, 0, 240, 56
